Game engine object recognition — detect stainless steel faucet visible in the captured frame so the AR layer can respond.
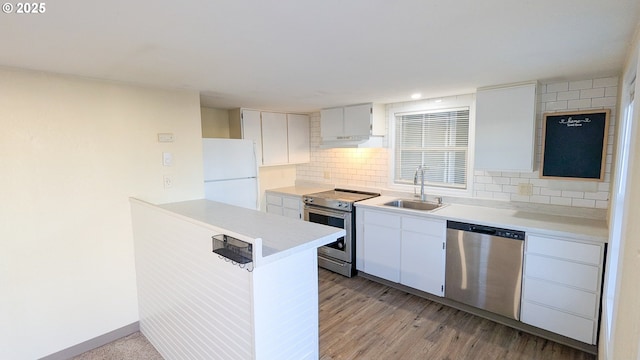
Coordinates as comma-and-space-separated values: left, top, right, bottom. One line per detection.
413, 165, 427, 201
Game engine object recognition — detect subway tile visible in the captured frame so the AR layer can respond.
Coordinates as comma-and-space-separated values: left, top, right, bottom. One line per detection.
595, 200, 609, 209
476, 191, 494, 199
546, 82, 569, 92
572, 198, 596, 208
474, 183, 486, 191
530, 195, 551, 204
592, 97, 617, 107
485, 184, 502, 192
494, 192, 511, 201
585, 191, 609, 201
541, 92, 557, 102
545, 101, 568, 111
562, 190, 584, 198
593, 77, 618, 88
502, 171, 522, 178
503, 185, 518, 193
569, 79, 593, 90
510, 178, 528, 185
568, 99, 592, 109
550, 196, 572, 206
557, 90, 580, 101
580, 88, 605, 99
511, 194, 530, 202
605, 86, 618, 97
540, 188, 562, 197
493, 177, 511, 185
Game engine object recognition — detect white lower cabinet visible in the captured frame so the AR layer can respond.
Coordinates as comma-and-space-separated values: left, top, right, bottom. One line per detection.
362, 210, 401, 282
265, 192, 303, 220
400, 217, 446, 296
361, 208, 445, 297
520, 234, 605, 344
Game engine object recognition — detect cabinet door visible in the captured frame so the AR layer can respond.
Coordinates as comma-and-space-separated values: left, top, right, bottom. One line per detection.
400, 217, 446, 296
241, 109, 263, 165
265, 193, 283, 215
282, 195, 302, 220
287, 114, 310, 164
362, 210, 401, 282
344, 104, 372, 137
320, 107, 344, 138
261, 112, 289, 165
475, 83, 536, 172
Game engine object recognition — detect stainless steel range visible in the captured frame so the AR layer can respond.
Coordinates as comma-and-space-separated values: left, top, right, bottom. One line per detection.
303, 188, 380, 277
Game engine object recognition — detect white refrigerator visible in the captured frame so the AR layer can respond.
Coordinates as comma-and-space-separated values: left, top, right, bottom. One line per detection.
202, 138, 259, 210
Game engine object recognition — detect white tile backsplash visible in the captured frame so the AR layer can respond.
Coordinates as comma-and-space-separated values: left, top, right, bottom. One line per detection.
297, 75, 617, 211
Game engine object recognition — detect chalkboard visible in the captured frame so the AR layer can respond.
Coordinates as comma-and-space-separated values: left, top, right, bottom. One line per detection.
541, 109, 609, 181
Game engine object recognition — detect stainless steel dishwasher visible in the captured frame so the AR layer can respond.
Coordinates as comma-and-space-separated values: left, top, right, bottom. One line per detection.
445, 220, 525, 320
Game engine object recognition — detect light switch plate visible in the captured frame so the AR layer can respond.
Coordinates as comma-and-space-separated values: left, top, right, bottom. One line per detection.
162, 152, 173, 166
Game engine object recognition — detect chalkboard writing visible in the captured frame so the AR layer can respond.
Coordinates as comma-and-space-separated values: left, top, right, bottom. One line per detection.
541, 110, 609, 181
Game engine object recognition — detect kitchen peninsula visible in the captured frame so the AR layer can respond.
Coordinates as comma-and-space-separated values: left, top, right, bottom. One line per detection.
129, 198, 344, 360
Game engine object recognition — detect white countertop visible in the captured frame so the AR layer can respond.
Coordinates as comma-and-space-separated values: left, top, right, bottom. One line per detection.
150, 199, 345, 266
356, 195, 609, 244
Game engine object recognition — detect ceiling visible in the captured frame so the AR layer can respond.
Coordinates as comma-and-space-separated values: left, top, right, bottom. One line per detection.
2, 1, 639, 113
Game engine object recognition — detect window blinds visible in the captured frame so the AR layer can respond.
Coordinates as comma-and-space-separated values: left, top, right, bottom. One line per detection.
394, 107, 470, 188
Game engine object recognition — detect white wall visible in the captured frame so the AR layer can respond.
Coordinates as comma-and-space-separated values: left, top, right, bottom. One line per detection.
605, 25, 640, 360
0, 68, 204, 359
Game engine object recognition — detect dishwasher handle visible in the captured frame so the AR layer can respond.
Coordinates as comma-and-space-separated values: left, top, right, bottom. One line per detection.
469, 225, 497, 236
447, 220, 525, 240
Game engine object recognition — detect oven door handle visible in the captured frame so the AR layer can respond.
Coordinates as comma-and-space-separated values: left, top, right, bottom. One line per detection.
304, 205, 348, 219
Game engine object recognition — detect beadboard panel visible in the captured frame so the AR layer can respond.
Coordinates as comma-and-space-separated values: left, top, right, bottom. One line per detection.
132, 200, 254, 360
253, 250, 319, 360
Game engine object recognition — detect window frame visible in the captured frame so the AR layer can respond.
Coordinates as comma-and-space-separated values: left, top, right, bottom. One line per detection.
388, 95, 476, 197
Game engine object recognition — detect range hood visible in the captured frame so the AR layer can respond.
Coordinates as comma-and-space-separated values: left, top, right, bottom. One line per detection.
320, 135, 384, 148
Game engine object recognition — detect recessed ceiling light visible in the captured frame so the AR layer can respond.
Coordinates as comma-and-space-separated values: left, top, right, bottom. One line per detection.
434, 99, 443, 103
411, 93, 422, 100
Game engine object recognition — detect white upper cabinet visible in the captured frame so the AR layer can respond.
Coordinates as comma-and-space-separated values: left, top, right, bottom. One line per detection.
343, 104, 372, 138
230, 108, 310, 166
287, 113, 310, 164
261, 112, 288, 165
320, 107, 345, 139
230, 108, 263, 164
475, 83, 537, 172
320, 103, 385, 147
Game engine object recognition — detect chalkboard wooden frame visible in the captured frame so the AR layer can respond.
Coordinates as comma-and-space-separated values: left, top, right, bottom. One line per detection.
540, 109, 610, 181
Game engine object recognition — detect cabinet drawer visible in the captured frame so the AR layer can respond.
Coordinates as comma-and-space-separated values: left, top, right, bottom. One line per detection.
523, 277, 597, 318
364, 210, 401, 228
521, 301, 595, 344
266, 204, 283, 215
266, 194, 283, 206
526, 235, 601, 265
283, 197, 300, 209
525, 254, 599, 292
402, 216, 444, 237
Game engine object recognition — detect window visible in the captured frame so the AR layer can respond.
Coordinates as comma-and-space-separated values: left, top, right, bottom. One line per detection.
394, 107, 470, 189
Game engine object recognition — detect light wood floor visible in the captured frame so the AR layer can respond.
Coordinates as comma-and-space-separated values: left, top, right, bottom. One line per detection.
318, 269, 595, 360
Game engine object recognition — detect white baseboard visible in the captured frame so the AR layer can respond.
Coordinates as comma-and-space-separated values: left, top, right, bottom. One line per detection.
39, 322, 139, 360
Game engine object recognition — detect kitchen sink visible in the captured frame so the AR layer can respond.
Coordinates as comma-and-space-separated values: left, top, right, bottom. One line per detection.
382, 199, 443, 211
